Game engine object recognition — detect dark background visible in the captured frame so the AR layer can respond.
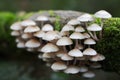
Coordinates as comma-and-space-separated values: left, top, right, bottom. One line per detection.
0, 0, 120, 17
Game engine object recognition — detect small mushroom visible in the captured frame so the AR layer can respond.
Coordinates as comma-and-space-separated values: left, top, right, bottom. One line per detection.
75, 26, 85, 32
79, 66, 88, 72
90, 54, 105, 62
84, 38, 96, 48
17, 41, 25, 48
64, 66, 80, 74
10, 22, 23, 30
21, 20, 36, 27
83, 48, 97, 56
42, 24, 53, 31
67, 19, 80, 26
51, 61, 67, 71
11, 31, 20, 36
82, 71, 95, 78
41, 43, 59, 53
24, 25, 40, 33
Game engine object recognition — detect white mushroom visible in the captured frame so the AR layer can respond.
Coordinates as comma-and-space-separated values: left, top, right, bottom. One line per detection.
67, 19, 80, 26
51, 61, 67, 71
82, 71, 95, 78
90, 54, 105, 61
75, 26, 85, 32
10, 22, 23, 30
41, 43, 59, 53
11, 31, 20, 36
64, 66, 80, 74
21, 20, 36, 27
83, 48, 97, 56
24, 26, 40, 33
42, 24, 53, 31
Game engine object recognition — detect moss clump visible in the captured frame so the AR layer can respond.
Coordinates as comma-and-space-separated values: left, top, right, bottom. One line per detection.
95, 18, 120, 73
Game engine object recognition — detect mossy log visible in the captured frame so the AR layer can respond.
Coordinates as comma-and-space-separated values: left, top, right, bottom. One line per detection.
0, 11, 120, 74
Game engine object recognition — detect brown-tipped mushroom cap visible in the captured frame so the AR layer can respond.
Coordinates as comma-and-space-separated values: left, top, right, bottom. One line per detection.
83, 48, 97, 56
55, 51, 66, 57
77, 14, 94, 22
56, 37, 73, 46
61, 25, 74, 31
42, 24, 53, 31
68, 49, 83, 57
70, 32, 85, 40
94, 10, 112, 19
67, 19, 80, 26
25, 39, 40, 48
24, 26, 40, 33
51, 61, 67, 71
84, 38, 96, 45
75, 26, 85, 32
41, 43, 59, 53
21, 20, 36, 26
10, 22, 23, 30
42, 53, 55, 58
87, 24, 102, 31
64, 66, 80, 74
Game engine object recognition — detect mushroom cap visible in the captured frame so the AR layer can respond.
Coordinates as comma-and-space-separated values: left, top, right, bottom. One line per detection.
24, 26, 40, 33
64, 66, 80, 74
21, 20, 36, 26
75, 26, 85, 32
68, 49, 83, 57
61, 25, 74, 31
34, 30, 45, 38
10, 22, 23, 30
36, 16, 49, 21
21, 33, 32, 39
83, 33, 90, 38
56, 37, 73, 46
43, 31, 61, 41
77, 14, 94, 22
25, 39, 40, 48
17, 41, 25, 48
83, 48, 97, 56
70, 32, 85, 39
59, 31, 70, 37
82, 71, 95, 78
79, 66, 88, 72
27, 48, 34, 52
55, 51, 66, 57
84, 38, 96, 45
11, 31, 20, 36
87, 24, 102, 31
42, 24, 53, 31
94, 10, 112, 19
61, 54, 74, 61
41, 43, 59, 53
67, 19, 80, 26
90, 54, 105, 61
42, 53, 55, 58
51, 61, 67, 71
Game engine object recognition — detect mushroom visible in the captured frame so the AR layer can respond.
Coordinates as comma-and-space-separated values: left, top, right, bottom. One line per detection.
83, 33, 90, 39
51, 61, 67, 71
84, 38, 96, 48
90, 63, 102, 69
42, 24, 53, 32
24, 25, 40, 33
83, 48, 97, 56
35, 16, 49, 28
87, 23, 102, 41
90, 54, 105, 62
10, 22, 23, 31
67, 19, 80, 26
75, 26, 85, 33
11, 31, 20, 36
94, 10, 112, 38
64, 66, 80, 74
25, 39, 40, 48
70, 32, 84, 48
17, 41, 25, 48
42, 53, 55, 58
21, 33, 32, 39
41, 43, 59, 53
82, 71, 95, 78
21, 20, 36, 27
56, 37, 73, 52
79, 66, 88, 72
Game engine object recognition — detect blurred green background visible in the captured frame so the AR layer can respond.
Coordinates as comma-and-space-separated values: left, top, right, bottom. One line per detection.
0, 0, 120, 80
0, 0, 120, 17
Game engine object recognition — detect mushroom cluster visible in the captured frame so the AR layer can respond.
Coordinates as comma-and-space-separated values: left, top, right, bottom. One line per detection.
10, 10, 112, 78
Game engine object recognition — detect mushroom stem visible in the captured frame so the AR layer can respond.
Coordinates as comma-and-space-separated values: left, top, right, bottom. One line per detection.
66, 61, 69, 65
93, 31, 99, 41
88, 31, 95, 39
75, 39, 79, 48
63, 46, 67, 52
88, 45, 91, 48
73, 58, 77, 65
41, 22, 44, 28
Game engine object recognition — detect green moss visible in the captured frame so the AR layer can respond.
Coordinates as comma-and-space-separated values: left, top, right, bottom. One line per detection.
95, 18, 120, 73
54, 16, 61, 31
